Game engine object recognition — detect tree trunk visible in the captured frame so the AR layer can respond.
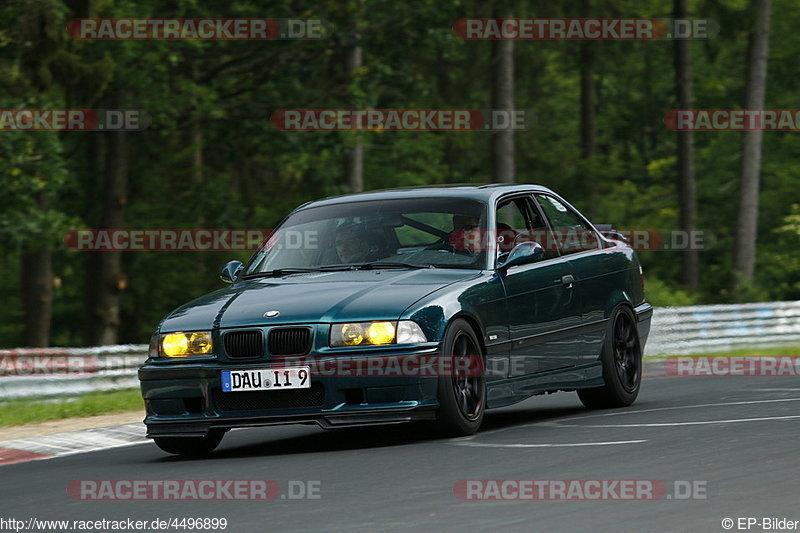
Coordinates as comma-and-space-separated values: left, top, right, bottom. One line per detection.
83, 132, 103, 344
84, 91, 129, 345
21, 246, 53, 347
491, 11, 514, 183
186, 73, 209, 279
189, 125, 204, 186
436, 39, 458, 180
579, 44, 596, 159
733, 0, 771, 295
673, 0, 699, 290
345, 44, 364, 193
188, 60, 205, 188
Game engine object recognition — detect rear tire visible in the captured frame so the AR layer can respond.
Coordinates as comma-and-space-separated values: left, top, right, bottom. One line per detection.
153, 430, 225, 456
431, 318, 486, 436
578, 306, 642, 409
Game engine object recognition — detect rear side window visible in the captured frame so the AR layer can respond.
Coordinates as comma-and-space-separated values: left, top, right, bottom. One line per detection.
534, 194, 599, 255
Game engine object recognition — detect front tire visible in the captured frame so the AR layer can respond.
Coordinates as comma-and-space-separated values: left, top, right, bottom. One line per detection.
578, 306, 642, 409
431, 318, 486, 436
153, 430, 225, 456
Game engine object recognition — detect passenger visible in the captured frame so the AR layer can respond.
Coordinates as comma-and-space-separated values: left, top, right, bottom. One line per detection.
450, 215, 481, 252
452, 214, 478, 231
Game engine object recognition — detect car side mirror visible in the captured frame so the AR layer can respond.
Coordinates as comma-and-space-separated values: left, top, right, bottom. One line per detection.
220, 260, 244, 283
497, 242, 544, 271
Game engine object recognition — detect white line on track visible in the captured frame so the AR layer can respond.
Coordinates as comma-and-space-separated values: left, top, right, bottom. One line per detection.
460, 397, 800, 440
569, 397, 800, 420
449, 397, 800, 448
555, 414, 800, 428
451, 439, 647, 448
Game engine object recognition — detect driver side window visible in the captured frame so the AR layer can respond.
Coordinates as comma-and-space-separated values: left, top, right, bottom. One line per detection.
495, 198, 530, 258
496, 196, 561, 262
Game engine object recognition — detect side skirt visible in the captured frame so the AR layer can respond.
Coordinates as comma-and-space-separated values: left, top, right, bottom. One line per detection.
486, 361, 604, 409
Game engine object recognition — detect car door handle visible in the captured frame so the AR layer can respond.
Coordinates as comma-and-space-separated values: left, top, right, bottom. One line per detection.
561, 274, 575, 287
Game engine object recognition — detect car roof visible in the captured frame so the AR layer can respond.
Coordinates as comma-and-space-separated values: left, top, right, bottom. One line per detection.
296, 183, 557, 210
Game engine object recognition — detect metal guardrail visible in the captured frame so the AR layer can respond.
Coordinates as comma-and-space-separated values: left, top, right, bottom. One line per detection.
0, 346, 146, 401
643, 300, 800, 356
1, 301, 799, 400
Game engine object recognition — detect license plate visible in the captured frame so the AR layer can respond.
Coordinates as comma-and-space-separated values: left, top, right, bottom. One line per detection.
221, 367, 311, 392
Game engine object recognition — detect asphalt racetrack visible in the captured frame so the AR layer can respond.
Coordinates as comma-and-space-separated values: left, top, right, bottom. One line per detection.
2, 366, 799, 533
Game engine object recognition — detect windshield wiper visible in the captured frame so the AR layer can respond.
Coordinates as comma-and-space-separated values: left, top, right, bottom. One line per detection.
354, 261, 433, 270
317, 264, 358, 271
242, 265, 359, 279
241, 267, 321, 279
242, 262, 431, 279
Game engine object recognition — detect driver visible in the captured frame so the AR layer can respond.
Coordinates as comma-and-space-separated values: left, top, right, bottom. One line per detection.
335, 224, 381, 263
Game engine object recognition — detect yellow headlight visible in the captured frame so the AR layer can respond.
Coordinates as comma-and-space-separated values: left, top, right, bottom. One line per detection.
188, 332, 212, 354
367, 322, 395, 345
341, 323, 365, 346
161, 331, 212, 357
162, 332, 189, 357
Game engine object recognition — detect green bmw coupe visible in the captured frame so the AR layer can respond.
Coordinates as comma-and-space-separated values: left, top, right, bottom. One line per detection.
138, 184, 652, 455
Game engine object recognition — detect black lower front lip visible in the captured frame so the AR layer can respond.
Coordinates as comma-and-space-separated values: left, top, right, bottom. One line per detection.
144, 404, 438, 438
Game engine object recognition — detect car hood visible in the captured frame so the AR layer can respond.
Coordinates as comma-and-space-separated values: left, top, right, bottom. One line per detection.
159, 269, 480, 331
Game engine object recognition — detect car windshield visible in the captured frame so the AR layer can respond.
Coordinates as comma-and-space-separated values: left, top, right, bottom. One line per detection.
243, 197, 488, 275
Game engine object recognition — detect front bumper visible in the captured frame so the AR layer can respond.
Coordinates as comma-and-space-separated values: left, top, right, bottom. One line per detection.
138, 346, 441, 438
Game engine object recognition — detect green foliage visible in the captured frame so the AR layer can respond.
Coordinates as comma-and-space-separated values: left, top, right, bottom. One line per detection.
0, 0, 797, 347
699, 345, 800, 356
644, 277, 701, 307
0, 131, 76, 247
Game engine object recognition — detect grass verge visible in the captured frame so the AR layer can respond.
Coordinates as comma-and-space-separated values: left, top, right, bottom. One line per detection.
0, 388, 144, 428
652, 345, 800, 358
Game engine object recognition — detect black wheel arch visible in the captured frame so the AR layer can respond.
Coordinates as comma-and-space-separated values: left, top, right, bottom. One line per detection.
445, 312, 487, 359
